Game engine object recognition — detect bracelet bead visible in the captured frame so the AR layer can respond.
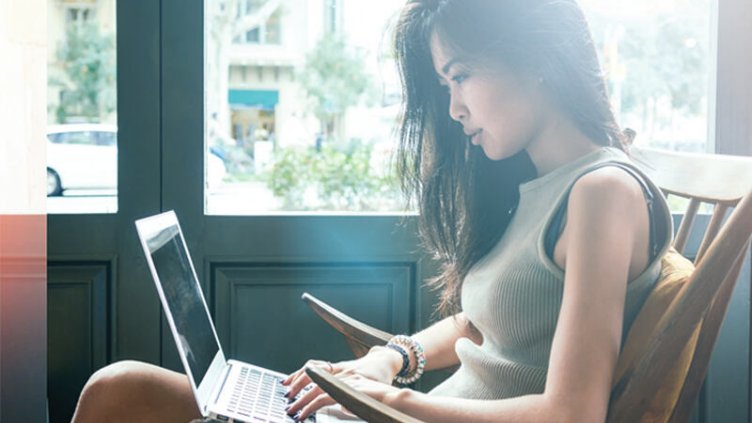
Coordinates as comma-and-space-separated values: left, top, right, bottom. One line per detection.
387, 335, 426, 386
385, 343, 410, 377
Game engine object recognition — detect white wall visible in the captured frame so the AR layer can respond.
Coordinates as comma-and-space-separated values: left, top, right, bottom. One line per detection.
0, 0, 47, 213
0, 1, 48, 421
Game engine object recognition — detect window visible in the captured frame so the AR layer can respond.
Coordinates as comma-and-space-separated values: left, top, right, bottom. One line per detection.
325, 0, 342, 34
206, 0, 720, 215
233, 0, 282, 45
580, 0, 715, 152
47, 0, 117, 213
65, 7, 93, 25
53, 131, 97, 145
206, 0, 406, 215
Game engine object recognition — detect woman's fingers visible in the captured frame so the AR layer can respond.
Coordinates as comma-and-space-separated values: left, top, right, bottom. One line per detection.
296, 392, 337, 421
285, 384, 327, 418
286, 370, 397, 421
284, 373, 313, 400
281, 368, 304, 387
282, 359, 332, 398
282, 360, 317, 386
337, 373, 398, 404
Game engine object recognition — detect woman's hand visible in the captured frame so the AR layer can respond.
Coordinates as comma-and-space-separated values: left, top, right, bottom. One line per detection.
298, 373, 404, 421
281, 346, 404, 420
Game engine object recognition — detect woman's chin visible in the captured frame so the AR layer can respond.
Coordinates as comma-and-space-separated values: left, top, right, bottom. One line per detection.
481, 146, 517, 161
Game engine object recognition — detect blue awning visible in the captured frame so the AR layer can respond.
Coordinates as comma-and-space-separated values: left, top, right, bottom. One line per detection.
229, 89, 279, 110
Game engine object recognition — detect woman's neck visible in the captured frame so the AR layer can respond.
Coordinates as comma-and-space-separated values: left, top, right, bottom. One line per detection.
525, 115, 602, 177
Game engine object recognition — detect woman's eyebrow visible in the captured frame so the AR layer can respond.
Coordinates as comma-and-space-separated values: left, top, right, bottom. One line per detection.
436, 58, 463, 83
441, 58, 460, 75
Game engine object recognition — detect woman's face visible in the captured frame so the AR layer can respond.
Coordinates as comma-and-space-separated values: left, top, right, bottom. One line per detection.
430, 33, 550, 160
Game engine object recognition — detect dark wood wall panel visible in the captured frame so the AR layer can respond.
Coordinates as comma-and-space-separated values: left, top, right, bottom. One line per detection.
47, 262, 110, 423
211, 262, 415, 374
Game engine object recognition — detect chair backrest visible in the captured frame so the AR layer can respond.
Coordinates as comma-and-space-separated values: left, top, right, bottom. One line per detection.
301, 292, 391, 357
608, 147, 752, 422
302, 148, 752, 423
305, 366, 427, 423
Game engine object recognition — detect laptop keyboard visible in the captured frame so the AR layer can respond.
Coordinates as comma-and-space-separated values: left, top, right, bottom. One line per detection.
227, 367, 315, 423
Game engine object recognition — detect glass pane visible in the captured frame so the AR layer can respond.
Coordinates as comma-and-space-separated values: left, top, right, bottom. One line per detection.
206, 0, 406, 215
47, 0, 117, 214
580, 0, 714, 152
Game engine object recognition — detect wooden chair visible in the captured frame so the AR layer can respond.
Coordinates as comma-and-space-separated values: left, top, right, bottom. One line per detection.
302, 291, 392, 358
302, 147, 752, 423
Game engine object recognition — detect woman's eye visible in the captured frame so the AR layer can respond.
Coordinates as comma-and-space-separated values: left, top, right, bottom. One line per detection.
451, 74, 468, 84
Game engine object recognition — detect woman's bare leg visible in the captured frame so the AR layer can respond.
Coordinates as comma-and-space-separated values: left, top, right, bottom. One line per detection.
72, 360, 201, 423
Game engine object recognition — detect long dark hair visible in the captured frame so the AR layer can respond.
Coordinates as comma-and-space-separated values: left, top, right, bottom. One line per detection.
393, 0, 628, 315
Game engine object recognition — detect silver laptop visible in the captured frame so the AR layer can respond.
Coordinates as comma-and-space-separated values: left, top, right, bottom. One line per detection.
135, 211, 360, 423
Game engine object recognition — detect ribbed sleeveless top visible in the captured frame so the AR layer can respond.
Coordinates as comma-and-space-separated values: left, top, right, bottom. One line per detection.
429, 147, 673, 399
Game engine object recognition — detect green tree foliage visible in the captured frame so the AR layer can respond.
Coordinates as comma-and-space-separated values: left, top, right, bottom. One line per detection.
296, 34, 375, 137
264, 142, 400, 211
618, 14, 708, 115
52, 22, 116, 123
588, 0, 709, 130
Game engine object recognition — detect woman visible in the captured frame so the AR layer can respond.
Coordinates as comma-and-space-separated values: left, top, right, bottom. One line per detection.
282, 0, 671, 421
72, 0, 671, 422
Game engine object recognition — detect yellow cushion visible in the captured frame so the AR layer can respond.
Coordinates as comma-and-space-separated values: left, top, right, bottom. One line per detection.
611, 247, 698, 422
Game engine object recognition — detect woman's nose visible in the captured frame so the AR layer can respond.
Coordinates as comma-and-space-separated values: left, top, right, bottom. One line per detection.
448, 93, 467, 123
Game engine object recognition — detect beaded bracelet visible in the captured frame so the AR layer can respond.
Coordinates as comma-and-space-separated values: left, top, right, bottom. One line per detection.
385, 343, 410, 377
387, 335, 426, 385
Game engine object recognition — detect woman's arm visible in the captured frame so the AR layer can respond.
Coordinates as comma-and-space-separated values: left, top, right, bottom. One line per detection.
411, 311, 480, 371
284, 311, 475, 418
332, 168, 649, 423
363, 310, 475, 379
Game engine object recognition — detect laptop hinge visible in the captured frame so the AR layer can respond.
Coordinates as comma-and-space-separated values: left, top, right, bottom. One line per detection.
210, 362, 233, 412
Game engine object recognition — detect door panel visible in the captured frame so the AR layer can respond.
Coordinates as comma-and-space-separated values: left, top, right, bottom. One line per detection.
113, 0, 163, 363
47, 263, 109, 423
213, 261, 413, 372
46, 1, 163, 422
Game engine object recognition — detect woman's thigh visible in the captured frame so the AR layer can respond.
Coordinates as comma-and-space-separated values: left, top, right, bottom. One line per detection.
73, 360, 201, 423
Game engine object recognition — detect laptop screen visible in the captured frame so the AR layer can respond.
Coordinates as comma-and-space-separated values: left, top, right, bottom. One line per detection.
147, 224, 219, 385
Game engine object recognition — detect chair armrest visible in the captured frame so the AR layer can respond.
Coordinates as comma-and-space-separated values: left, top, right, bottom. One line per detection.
301, 293, 393, 357
305, 366, 426, 423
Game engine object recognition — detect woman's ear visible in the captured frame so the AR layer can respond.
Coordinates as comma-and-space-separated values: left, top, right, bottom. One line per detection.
623, 128, 636, 146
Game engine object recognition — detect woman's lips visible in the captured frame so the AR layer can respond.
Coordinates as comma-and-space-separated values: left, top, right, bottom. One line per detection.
470, 130, 482, 145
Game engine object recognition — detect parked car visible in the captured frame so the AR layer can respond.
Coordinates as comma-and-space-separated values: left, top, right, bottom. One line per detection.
47, 124, 227, 196
47, 124, 118, 196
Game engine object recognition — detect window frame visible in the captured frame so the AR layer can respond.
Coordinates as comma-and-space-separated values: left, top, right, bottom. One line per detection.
713, 0, 752, 156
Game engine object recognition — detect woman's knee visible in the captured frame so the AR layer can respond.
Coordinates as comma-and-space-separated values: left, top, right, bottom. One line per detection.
74, 360, 199, 423
74, 361, 156, 419
85, 360, 152, 394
